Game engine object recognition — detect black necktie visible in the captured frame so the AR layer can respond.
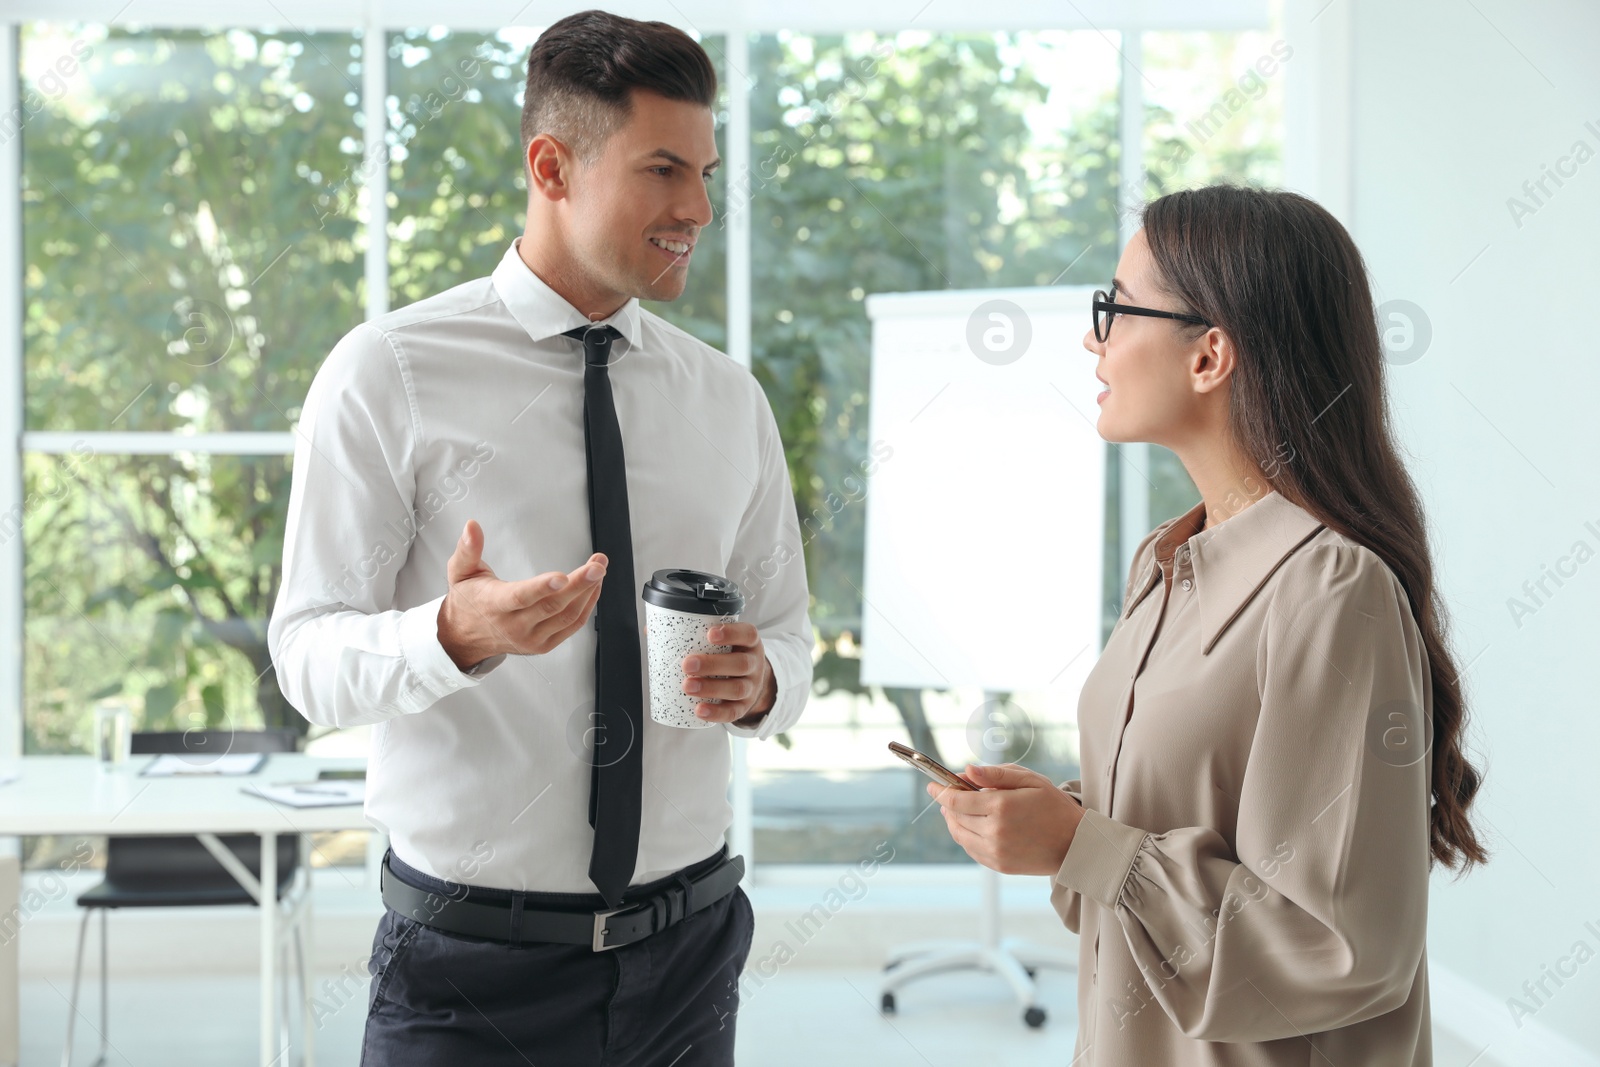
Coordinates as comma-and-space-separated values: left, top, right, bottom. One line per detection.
562, 323, 643, 908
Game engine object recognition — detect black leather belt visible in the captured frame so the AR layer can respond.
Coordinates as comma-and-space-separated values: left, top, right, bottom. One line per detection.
380, 850, 745, 952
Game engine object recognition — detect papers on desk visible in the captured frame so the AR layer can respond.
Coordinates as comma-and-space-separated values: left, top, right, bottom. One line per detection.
140, 753, 267, 777
243, 780, 365, 808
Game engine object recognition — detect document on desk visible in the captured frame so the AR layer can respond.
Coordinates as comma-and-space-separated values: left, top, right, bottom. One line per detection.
243, 780, 365, 807
140, 753, 268, 776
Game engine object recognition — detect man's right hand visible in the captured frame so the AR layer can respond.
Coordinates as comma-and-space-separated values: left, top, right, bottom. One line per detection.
436, 519, 607, 671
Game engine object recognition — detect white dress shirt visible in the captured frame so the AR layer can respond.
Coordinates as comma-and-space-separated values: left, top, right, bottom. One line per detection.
268, 238, 813, 892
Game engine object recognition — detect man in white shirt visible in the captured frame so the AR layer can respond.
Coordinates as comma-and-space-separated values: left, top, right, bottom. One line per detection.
267, 11, 812, 1064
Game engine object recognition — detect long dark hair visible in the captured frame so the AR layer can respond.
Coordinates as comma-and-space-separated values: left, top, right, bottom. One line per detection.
1141, 185, 1487, 874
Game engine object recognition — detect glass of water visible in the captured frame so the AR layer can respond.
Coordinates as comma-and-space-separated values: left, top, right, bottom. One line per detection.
94, 700, 132, 769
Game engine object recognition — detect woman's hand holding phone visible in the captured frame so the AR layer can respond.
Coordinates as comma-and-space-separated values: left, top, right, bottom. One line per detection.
927, 763, 1087, 876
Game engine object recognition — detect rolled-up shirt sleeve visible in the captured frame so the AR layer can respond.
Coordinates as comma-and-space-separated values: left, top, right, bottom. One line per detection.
1051, 544, 1432, 1042
268, 324, 502, 729
722, 380, 813, 741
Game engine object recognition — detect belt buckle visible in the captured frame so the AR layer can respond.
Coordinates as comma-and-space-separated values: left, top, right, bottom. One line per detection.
592, 906, 626, 952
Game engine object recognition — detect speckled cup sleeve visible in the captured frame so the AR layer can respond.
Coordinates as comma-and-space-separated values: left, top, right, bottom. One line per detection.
644, 602, 740, 729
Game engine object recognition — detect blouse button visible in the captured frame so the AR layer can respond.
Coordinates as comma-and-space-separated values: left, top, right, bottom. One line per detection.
1181, 578, 1193, 591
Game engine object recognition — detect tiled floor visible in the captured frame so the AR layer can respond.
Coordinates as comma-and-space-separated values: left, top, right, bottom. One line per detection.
25, 966, 1506, 1066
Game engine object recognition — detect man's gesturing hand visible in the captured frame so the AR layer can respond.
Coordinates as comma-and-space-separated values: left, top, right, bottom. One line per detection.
437, 519, 607, 671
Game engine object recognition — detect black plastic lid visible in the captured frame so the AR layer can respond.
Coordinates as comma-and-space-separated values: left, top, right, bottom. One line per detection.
641, 569, 745, 616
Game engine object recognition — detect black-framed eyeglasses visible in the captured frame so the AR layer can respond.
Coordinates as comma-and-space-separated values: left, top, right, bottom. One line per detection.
1092, 287, 1210, 342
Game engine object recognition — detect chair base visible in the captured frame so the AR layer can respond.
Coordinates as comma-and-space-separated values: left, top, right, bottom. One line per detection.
878, 936, 1075, 1029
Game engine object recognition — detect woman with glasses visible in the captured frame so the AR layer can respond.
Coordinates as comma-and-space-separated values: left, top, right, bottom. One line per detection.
928, 185, 1486, 1065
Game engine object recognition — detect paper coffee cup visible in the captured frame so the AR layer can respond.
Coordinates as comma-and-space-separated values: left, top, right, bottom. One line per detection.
642, 569, 746, 729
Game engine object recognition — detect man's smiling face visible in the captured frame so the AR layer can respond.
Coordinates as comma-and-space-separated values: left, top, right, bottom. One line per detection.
564, 89, 719, 304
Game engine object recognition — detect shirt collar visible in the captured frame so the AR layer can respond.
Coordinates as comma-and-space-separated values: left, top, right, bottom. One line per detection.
1122, 489, 1325, 654
491, 237, 642, 351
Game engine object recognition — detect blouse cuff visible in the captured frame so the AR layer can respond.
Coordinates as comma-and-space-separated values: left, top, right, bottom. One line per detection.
1055, 807, 1152, 911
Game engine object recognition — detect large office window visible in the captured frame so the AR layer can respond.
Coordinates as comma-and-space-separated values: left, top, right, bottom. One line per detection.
744, 30, 1121, 862
21, 25, 363, 752
12, 14, 1285, 869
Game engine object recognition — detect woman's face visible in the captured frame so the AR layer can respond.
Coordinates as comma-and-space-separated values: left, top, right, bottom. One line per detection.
1083, 228, 1210, 447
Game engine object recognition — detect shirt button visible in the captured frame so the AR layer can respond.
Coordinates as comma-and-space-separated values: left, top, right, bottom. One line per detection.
1181, 578, 1193, 591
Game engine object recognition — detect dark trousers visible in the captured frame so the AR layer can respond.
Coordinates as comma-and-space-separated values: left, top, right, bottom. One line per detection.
360, 849, 755, 1066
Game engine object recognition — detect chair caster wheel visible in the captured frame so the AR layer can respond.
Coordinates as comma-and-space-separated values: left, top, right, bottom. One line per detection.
1025, 967, 1037, 978
1023, 1006, 1047, 1028
881, 992, 897, 1015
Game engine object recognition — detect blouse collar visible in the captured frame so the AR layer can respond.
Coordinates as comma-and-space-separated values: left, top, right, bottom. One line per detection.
1122, 489, 1326, 654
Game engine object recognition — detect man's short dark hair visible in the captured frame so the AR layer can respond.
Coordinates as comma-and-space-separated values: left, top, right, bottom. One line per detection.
520, 10, 718, 166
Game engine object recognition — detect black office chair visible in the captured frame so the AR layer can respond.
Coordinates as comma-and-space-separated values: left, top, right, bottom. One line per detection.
62, 729, 306, 1067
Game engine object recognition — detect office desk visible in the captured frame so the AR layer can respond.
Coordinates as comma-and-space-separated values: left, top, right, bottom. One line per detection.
0, 754, 370, 1067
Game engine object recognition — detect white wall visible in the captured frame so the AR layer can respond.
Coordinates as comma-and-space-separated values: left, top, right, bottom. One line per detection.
1323, 0, 1599, 1058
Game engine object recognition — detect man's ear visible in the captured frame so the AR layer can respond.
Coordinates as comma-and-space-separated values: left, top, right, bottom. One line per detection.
1191, 326, 1237, 396
526, 133, 573, 203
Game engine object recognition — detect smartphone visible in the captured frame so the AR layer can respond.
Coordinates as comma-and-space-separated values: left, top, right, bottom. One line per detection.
887, 741, 979, 791
317, 768, 366, 781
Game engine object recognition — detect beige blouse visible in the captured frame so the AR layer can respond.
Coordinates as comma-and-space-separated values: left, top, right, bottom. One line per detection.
1052, 489, 1434, 1065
